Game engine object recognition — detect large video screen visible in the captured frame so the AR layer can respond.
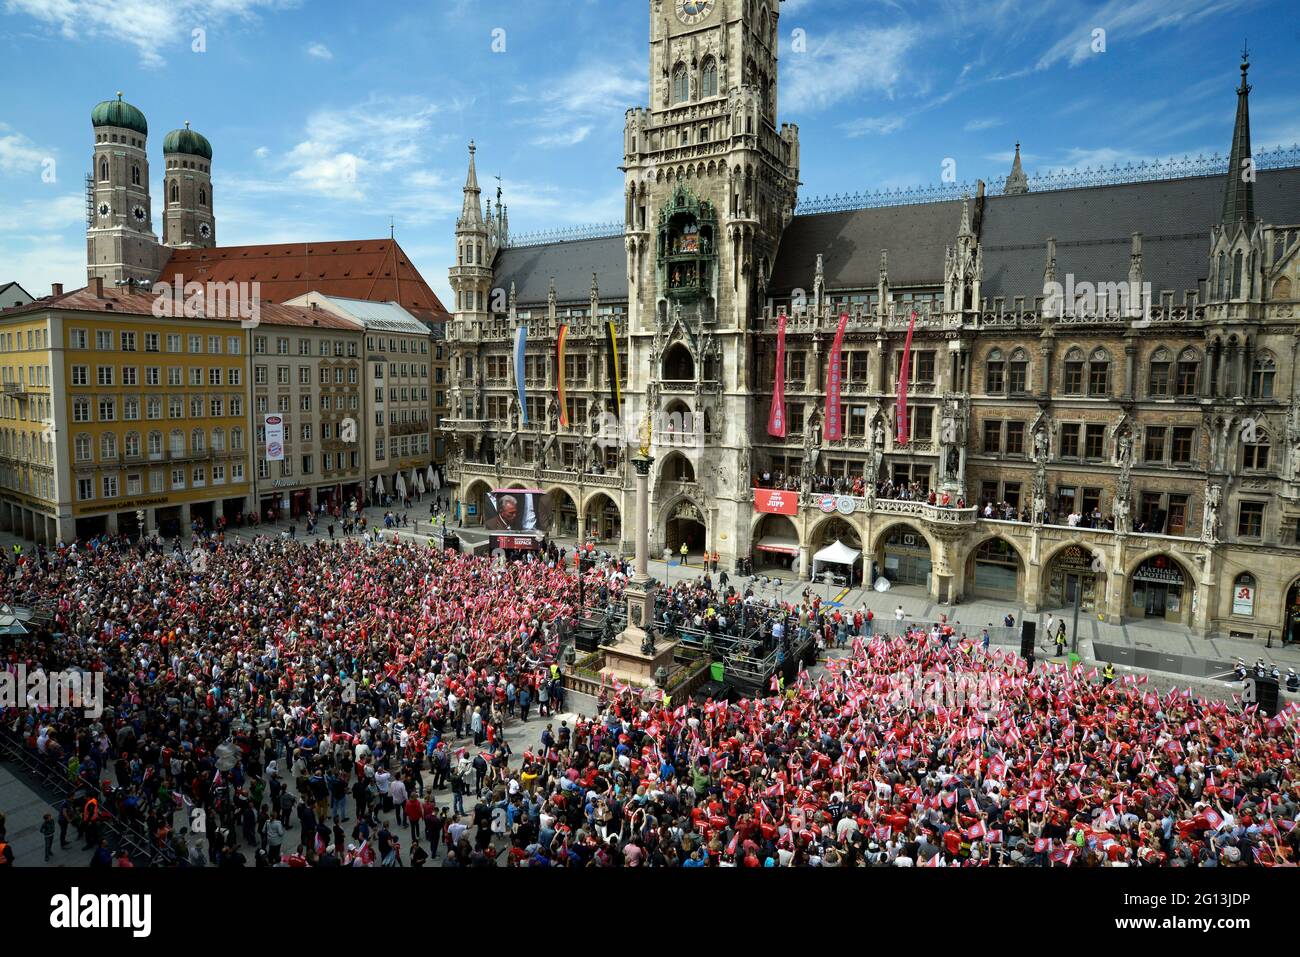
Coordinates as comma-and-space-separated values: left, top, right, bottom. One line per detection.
483, 489, 552, 532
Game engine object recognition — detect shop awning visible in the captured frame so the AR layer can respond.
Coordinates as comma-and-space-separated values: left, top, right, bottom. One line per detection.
755, 536, 800, 556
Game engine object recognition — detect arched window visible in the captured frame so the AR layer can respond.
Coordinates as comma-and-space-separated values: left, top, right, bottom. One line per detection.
74, 434, 92, 462
100, 433, 117, 459
701, 56, 718, 97
1088, 348, 1111, 396
169, 429, 185, 455
1231, 249, 1244, 298
199, 187, 207, 206
148, 431, 162, 456
1175, 348, 1201, 397
985, 348, 1005, 394
1273, 276, 1293, 299
131, 164, 141, 186
1062, 347, 1086, 395
169, 180, 178, 203
1251, 353, 1276, 398
99, 157, 109, 181
1217, 251, 1229, 299
662, 343, 695, 381
672, 62, 689, 103
124, 432, 140, 457
191, 429, 205, 452
1008, 348, 1029, 394
1242, 428, 1270, 471
1232, 573, 1256, 616
211, 428, 225, 451
231, 427, 244, 451
1148, 347, 1172, 396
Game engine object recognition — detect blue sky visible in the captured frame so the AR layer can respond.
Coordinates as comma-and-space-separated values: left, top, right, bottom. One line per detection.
2, 0, 1297, 308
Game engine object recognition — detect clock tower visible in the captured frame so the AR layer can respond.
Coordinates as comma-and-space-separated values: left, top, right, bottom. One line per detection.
87, 92, 166, 286
623, 0, 799, 568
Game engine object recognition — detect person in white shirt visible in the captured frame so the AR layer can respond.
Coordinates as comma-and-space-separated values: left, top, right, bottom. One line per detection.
389, 777, 408, 823
375, 768, 392, 812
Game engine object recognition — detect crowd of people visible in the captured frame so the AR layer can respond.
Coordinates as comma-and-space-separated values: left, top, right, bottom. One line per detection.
2, 532, 1297, 868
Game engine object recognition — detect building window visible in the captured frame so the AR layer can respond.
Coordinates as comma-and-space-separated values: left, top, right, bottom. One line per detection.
1007, 350, 1028, 394
1005, 421, 1025, 456
1242, 431, 1270, 471
1175, 352, 1200, 396
1143, 427, 1166, 463
672, 62, 689, 103
1237, 501, 1264, 539
1233, 572, 1256, 617
1148, 350, 1171, 396
982, 421, 1002, 454
1170, 427, 1195, 466
701, 57, 718, 97
1084, 424, 1105, 461
1251, 354, 1276, 398
985, 350, 1005, 394
1063, 354, 1084, 395
1059, 424, 1080, 459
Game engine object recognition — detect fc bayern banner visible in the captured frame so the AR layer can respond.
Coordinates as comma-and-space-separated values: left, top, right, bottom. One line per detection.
605, 320, 622, 419
896, 309, 917, 446
768, 312, 788, 437
556, 323, 569, 427
514, 325, 529, 424
823, 311, 850, 441
264, 413, 285, 462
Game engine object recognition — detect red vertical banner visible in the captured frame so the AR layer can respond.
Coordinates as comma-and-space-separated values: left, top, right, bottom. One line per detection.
895, 309, 917, 446
768, 312, 788, 437
823, 311, 850, 441
556, 323, 569, 427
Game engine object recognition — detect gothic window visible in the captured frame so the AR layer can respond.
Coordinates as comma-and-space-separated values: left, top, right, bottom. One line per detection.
99, 157, 109, 181
1087, 349, 1111, 396
1175, 348, 1201, 397
131, 165, 141, 186
701, 56, 718, 97
985, 349, 1005, 394
1148, 347, 1171, 397
672, 62, 689, 103
1251, 353, 1276, 398
1062, 347, 1085, 395
1217, 251, 1229, 299
1008, 348, 1029, 394
1231, 249, 1244, 298
1242, 429, 1270, 471
662, 343, 694, 381
199, 187, 207, 207
169, 180, 178, 204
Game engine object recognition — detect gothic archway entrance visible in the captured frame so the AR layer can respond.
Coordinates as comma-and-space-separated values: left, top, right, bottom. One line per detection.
1042, 543, 1103, 615
965, 537, 1024, 602
752, 513, 799, 573
1285, 577, 1300, 645
584, 494, 621, 545
875, 523, 932, 589
664, 499, 707, 560
1127, 554, 1192, 625
548, 488, 579, 539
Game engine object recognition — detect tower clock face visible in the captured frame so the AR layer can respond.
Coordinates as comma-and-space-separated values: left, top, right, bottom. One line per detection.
675, 0, 715, 25
199, 222, 211, 238
132, 205, 147, 223
98, 202, 111, 219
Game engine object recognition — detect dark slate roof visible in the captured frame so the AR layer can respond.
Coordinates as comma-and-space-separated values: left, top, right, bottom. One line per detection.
493, 236, 628, 305
769, 167, 1300, 301
769, 199, 963, 294
979, 167, 1300, 299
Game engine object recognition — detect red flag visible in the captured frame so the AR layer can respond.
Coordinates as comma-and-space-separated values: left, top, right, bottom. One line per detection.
895, 309, 917, 445
823, 311, 851, 441
768, 312, 788, 437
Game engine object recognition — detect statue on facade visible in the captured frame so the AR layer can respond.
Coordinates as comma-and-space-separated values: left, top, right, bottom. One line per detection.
493, 434, 508, 464
1032, 425, 1050, 465
1116, 427, 1133, 468
1202, 483, 1222, 542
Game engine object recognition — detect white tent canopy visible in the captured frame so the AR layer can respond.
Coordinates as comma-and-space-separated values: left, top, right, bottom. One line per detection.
812, 539, 862, 583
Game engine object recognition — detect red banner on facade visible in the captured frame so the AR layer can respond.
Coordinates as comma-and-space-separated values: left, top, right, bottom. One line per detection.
823, 311, 850, 441
556, 323, 569, 427
896, 309, 917, 445
768, 312, 788, 437
754, 487, 799, 516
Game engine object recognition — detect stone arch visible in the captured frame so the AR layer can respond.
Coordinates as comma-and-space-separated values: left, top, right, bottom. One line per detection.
868, 520, 934, 589
659, 492, 708, 559
662, 342, 695, 381
1125, 550, 1195, 625
658, 449, 696, 483
547, 486, 579, 538
963, 534, 1027, 601
461, 478, 492, 526
1039, 540, 1107, 614
583, 492, 622, 544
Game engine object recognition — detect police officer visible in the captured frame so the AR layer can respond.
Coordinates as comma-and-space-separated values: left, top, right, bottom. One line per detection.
1287, 669, 1299, 693
1103, 662, 1116, 685
679, 541, 689, 566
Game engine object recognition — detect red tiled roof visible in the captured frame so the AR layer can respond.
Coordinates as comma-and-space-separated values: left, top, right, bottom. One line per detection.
159, 238, 450, 321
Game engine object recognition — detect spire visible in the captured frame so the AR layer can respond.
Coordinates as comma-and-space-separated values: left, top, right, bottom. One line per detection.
1004, 142, 1029, 195
1221, 45, 1256, 225
958, 196, 972, 237
460, 140, 483, 226
1043, 237, 1057, 288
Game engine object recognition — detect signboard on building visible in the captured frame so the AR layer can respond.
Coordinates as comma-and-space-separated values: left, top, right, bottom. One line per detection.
492, 534, 540, 551
754, 488, 798, 516
1233, 580, 1255, 616
1133, 557, 1183, 586
265, 414, 285, 462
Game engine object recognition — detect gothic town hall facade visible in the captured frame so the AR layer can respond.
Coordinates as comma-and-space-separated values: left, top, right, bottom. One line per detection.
444, 0, 1300, 643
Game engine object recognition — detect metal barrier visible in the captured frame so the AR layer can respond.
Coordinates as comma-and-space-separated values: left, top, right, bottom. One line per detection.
0, 724, 172, 865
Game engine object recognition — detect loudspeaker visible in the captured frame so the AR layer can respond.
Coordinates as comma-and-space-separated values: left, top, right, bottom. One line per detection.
1020, 621, 1037, 660
1253, 676, 1281, 717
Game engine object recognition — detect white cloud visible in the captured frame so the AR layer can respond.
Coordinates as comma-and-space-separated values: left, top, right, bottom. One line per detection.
5, 0, 293, 68
531, 126, 592, 148
0, 193, 85, 233
0, 123, 50, 173
305, 41, 332, 60
0, 233, 86, 297
841, 115, 906, 138
1035, 0, 1256, 70
964, 117, 1004, 132
510, 61, 640, 149
783, 25, 921, 113
254, 146, 270, 159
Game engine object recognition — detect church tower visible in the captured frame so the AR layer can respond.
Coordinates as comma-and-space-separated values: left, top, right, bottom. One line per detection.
162, 122, 216, 248
447, 142, 501, 425
623, 0, 800, 566
87, 93, 164, 285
